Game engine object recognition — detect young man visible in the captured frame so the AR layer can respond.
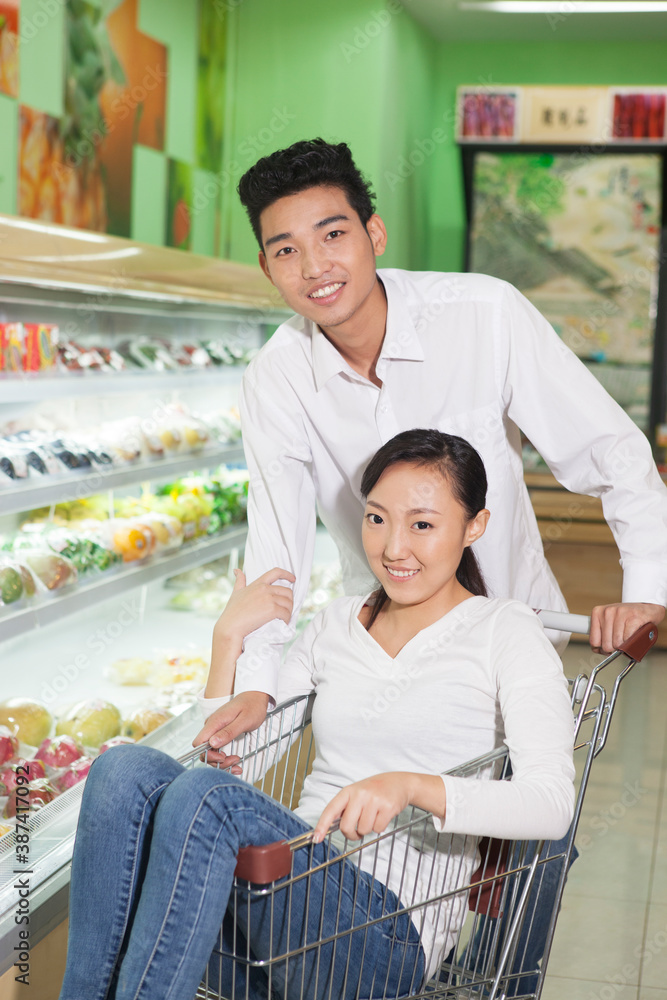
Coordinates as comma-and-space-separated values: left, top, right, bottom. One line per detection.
196, 138, 666, 995
201, 138, 667, 745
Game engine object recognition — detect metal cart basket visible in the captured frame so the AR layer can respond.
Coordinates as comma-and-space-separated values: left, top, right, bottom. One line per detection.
182, 611, 658, 1000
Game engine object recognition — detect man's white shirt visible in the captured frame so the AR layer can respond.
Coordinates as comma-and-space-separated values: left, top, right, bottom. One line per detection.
236, 269, 667, 699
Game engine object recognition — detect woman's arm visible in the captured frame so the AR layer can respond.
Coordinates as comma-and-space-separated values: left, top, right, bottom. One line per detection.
437, 602, 575, 841
313, 772, 447, 843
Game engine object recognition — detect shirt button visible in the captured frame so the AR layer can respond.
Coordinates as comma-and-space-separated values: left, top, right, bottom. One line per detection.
380, 404, 388, 414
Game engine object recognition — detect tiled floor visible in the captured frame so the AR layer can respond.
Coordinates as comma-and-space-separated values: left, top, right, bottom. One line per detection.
541, 643, 667, 1000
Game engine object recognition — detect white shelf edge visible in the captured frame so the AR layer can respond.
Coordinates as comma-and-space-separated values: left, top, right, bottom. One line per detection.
0, 364, 247, 402
0, 443, 245, 516
0, 525, 247, 642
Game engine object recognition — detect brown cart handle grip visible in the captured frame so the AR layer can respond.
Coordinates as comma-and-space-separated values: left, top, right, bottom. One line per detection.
617, 621, 659, 662
235, 821, 341, 884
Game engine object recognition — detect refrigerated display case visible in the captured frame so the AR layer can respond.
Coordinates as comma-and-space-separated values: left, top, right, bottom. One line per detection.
0, 215, 290, 978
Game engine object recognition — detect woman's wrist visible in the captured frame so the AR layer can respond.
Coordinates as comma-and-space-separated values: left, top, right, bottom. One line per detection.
204, 627, 244, 699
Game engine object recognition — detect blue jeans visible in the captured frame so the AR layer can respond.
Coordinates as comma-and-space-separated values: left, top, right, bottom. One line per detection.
463, 834, 578, 996
58, 746, 425, 1000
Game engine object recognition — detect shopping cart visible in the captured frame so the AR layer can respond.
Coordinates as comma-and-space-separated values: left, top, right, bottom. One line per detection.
179, 611, 658, 1000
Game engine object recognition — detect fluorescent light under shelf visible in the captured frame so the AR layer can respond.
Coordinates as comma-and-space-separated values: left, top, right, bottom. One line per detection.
459, 0, 667, 11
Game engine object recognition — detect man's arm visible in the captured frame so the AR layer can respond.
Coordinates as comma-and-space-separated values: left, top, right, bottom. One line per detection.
502, 283, 667, 650
209, 370, 317, 743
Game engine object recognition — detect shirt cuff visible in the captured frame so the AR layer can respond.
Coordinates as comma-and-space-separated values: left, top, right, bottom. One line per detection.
197, 687, 233, 721
621, 559, 667, 608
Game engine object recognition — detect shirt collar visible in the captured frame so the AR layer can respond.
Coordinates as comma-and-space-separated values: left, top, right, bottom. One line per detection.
310, 273, 424, 392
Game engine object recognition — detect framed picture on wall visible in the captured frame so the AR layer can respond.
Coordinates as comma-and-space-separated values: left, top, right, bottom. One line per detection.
461, 145, 667, 449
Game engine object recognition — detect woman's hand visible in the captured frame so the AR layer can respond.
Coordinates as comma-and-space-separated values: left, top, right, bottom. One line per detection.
313, 772, 448, 843
204, 568, 295, 700
313, 773, 413, 843
215, 567, 296, 646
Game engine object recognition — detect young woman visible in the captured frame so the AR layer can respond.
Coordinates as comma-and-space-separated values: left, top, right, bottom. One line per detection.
58, 430, 575, 1000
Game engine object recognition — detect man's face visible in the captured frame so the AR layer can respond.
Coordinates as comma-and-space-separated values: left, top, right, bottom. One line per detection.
258, 185, 386, 331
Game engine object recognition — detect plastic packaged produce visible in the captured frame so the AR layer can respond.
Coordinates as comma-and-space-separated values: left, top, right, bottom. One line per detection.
98, 736, 136, 753
0, 726, 19, 766
22, 550, 77, 591
106, 658, 153, 686
0, 560, 25, 606
55, 699, 121, 748
121, 707, 173, 740
4, 779, 58, 818
54, 757, 93, 792
0, 759, 47, 795
34, 735, 86, 768
98, 519, 155, 564
0, 699, 53, 746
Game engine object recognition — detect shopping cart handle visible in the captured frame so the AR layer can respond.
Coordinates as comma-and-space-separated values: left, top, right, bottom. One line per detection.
235, 840, 292, 883
617, 621, 659, 662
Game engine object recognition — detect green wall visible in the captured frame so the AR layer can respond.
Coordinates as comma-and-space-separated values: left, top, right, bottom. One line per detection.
428, 41, 667, 273
2, 2, 666, 273
222, 0, 437, 270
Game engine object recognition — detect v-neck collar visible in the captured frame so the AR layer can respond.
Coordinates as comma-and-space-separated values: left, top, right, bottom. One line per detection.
351, 593, 486, 662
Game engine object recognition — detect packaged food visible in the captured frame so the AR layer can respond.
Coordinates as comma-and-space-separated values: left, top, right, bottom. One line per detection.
98, 736, 136, 754
0, 323, 23, 372
23, 323, 57, 371
148, 652, 209, 687
34, 735, 86, 768
0, 560, 25, 606
121, 707, 173, 740
0, 759, 47, 795
0, 699, 53, 746
3, 779, 58, 818
101, 519, 155, 563
106, 658, 153, 686
54, 757, 93, 792
55, 699, 121, 748
22, 550, 77, 591
0, 726, 19, 766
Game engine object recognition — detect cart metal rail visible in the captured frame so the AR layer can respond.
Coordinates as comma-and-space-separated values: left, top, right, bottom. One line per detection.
180, 612, 658, 1000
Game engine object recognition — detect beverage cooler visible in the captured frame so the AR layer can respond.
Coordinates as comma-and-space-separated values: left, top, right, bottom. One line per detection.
0, 217, 290, 975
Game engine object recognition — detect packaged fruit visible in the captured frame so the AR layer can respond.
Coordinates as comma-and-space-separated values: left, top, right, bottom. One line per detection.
122, 707, 173, 741
0, 725, 19, 766
106, 657, 153, 686
4, 779, 58, 818
35, 735, 85, 768
136, 513, 182, 553
0, 759, 47, 795
0, 699, 53, 746
22, 551, 77, 591
102, 519, 155, 563
55, 699, 121, 748
98, 736, 136, 754
0, 562, 23, 606
54, 757, 93, 792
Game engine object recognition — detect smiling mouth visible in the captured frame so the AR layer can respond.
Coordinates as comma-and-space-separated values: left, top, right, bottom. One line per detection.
308, 282, 344, 300
385, 566, 420, 580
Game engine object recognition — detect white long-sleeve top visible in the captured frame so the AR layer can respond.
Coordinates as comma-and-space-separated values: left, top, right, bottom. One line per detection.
235, 269, 667, 699
200, 595, 575, 978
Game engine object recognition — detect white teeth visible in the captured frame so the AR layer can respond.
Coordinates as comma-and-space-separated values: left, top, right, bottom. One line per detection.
386, 568, 419, 578
309, 283, 343, 299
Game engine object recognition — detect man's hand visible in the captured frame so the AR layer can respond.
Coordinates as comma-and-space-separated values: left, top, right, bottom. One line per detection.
193, 691, 271, 769
215, 567, 295, 648
590, 602, 665, 654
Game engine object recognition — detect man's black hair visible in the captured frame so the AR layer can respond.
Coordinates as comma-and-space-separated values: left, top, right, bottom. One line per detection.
237, 139, 376, 250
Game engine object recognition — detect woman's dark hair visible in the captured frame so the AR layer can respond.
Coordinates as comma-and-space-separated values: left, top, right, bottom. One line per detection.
360, 429, 488, 630
238, 139, 376, 249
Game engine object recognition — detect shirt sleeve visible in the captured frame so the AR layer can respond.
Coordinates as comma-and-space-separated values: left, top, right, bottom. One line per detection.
198, 612, 324, 783
499, 282, 667, 607
234, 369, 318, 702
438, 603, 576, 841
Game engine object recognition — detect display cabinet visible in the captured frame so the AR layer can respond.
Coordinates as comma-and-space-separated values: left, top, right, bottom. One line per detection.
0, 216, 290, 979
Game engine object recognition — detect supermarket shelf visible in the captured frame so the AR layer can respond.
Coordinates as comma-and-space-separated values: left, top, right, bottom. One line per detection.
0, 443, 245, 516
0, 525, 247, 643
0, 364, 247, 402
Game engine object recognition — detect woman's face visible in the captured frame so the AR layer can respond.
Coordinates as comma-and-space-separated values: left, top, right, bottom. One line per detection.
361, 462, 489, 611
